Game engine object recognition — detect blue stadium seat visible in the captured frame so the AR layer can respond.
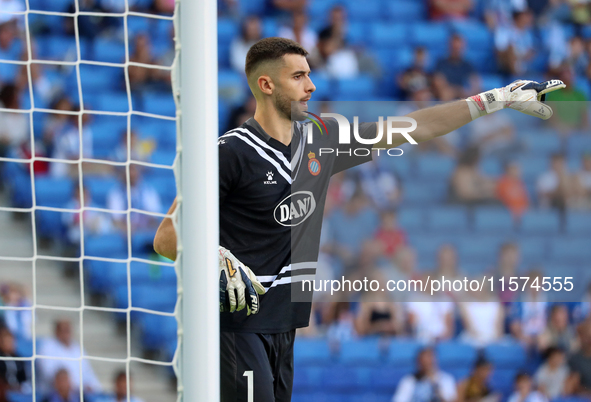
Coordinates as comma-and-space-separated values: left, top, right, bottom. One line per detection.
218, 18, 238, 46
294, 339, 332, 365
489, 369, 518, 396
446, 366, 471, 381
386, 339, 422, 368
309, 75, 331, 100
344, 0, 381, 22
426, 206, 468, 233
473, 207, 514, 234
293, 366, 324, 391
397, 208, 424, 231
458, 235, 504, 263
261, 18, 278, 38
567, 135, 591, 157
237, 0, 266, 15
450, 21, 493, 51
218, 69, 247, 106
416, 154, 456, 181
565, 212, 591, 235
377, 153, 413, 179
6, 392, 33, 402
435, 341, 477, 369
346, 22, 367, 46
95, 92, 132, 113
42, 36, 84, 61
401, 182, 447, 205
92, 38, 126, 63
127, 16, 151, 36
368, 367, 409, 393
150, 149, 176, 166
79, 64, 124, 92
86, 260, 124, 294
369, 23, 407, 47
409, 22, 450, 51
483, 342, 526, 369
385, 1, 426, 21
36, 209, 66, 239
84, 234, 127, 258
335, 75, 377, 99
550, 238, 591, 264
479, 74, 504, 91
407, 233, 453, 268
139, 313, 177, 350
522, 132, 561, 155
116, 283, 177, 313
321, 366, 371, 392
143, 93, 176, 117
339, 339, 382, 365
35, 177, 73, 207
519, 210, 560, 235
519, 237, 548, 265
84, 176, 119, 207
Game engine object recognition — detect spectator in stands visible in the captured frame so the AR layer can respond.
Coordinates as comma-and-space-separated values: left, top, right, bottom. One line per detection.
107, 164, 162, 233
322, 5, 348, 46
308, 27, 359, 79
359, 160, 400, 209
468, 112, 519, 159
564, 36, 589, 76
485, 0, 528, 29
450, 147, 497, 205
507, 372, 548, 402
537, 153, 579, 211
569, 320, 591, 396
535, 347, 576, 399
66, 0, 120, 38
374, 209, 406, 259
50, 111, 94, 178
0, 327, 29, 392
225, 96, 257, 133
354, 289, 402, 337
42, 369, 81, 402
154, 0, 175, 14
429, 0, 474, 20
109, 129, 155, 163
496, 161, 529, 218
459, 289, 505, 347
432, 245, 465, 300
457, 356, 499, 402
230, 16, 262, 74
495, 9, 535, 75
105, 371, 144, 402
434, 34, 478, 98
406, 295, 455, 343
38, 319, 102, 392
508, 271, 547, 348
393, 347, 457, 402
43, 97, 74, 157
398, 47, 432, 101
278, 11, 317, 53
538, 304, 578, 353
0, 283, 32, 340
546, 65, 590, 135
129, 34, 164, 94
0, 0, 24, 26
575, 154, 591, 208
62, 185, 114, 251
496, 242, 521, 303
0, 84, 29, 159
325, 302, 358, 342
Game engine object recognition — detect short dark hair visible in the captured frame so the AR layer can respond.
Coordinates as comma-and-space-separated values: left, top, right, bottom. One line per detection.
245, 37, 308, 78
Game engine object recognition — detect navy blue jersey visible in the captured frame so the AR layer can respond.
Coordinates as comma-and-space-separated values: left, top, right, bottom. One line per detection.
219, 117, 377, 333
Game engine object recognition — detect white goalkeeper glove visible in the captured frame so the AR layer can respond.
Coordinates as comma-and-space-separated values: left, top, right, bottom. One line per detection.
219, 246, 266, 315
466, 79, 566, 121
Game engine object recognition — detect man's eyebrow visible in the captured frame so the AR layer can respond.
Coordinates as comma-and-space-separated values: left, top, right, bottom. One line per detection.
292, 70, 311, 76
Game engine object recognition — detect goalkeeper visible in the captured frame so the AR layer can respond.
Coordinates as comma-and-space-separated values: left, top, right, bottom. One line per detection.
153, 37, 564, 402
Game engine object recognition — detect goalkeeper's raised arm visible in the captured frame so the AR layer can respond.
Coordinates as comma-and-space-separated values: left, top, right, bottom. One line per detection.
374, 79, 566, 149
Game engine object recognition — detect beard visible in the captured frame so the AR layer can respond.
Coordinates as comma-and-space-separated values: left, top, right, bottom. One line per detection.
273, 90, 307, 122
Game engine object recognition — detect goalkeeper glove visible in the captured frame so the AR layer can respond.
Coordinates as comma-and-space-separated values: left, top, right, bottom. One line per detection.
219, 246, 266, 315
466, 79, 566, 121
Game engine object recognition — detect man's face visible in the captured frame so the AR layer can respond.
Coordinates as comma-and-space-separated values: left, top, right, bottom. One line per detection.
55, 371, 71, 396
56, 321, 72, 346
418, 350, 435, 372
272, 54, 315, 121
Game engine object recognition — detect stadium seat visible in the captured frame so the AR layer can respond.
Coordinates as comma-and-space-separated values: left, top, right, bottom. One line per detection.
143, 93, 176, 117
550, 238, 591, 264
409, 22, 450, 51
321, 365, 371, 392
522, 132, 561, 155
335, 75, 377, 99
34, 177, 73, 207
435, 341, 477, 369
293, 366, 324, 391
139, 313, 177, 350
473, 207, 514, 234
416, 154, 456, 181
6, 392, 33, 402
339, 339, 382, 365
217, 18, 238, 46
386, 339, 422, 368
218, 69, 247, 106
449, 21, 493, 51
78, 64, 124, 93
344, 0, 381, 22
489, 369, 518, 396
368, 366, 409, 393
385, 1, 426, 21
84, 233, 128, 258
446, 366, 471, 381
369, 23, 407, 47
483, 342, 526, 369
479, 156, 503, 177
237, 0, 266, 16
346, 22, 367, 46
92, 38, 126, 63
35, 210, 66, 239
84, 176, 119, 207
565, 212, 591, 235
519, 237, 548, 265
294, 339, 332, 365
397, 208, 424, 231
519, 210, 560, 235
458, 235, 504, 263
479, 74, 504, 91
95, 92, 132, 113
567, 135, 591, 157
425, 206, 469, 233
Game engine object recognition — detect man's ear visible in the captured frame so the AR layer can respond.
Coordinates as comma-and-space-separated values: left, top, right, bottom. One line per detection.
257, 75, 274, 95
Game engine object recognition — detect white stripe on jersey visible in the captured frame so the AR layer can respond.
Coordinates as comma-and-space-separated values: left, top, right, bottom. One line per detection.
265, 274, 316, 290
228, 127, 292, 173
258, 262, 317, 290
221, 133, 292, 184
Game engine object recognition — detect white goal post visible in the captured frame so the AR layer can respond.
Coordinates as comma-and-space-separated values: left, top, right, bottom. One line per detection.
178, 1, 219, 402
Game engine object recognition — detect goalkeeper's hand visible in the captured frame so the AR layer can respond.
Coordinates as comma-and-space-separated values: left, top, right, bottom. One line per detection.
466, 79, 566, 121
219, 246, 266, 315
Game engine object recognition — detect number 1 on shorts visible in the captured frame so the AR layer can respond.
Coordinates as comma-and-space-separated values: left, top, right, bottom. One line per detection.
243, 370, 253, 402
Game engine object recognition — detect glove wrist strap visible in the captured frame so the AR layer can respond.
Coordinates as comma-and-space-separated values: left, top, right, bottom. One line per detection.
466, 89, 505, 121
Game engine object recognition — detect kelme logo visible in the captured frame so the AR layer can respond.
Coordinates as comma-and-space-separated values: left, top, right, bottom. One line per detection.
273, 191, 317, 227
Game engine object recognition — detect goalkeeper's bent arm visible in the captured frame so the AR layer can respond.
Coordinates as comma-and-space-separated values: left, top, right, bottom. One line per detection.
154, 198, 178, 261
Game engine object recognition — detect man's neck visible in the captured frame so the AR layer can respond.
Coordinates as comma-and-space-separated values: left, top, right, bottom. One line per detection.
253, 108, 292, 146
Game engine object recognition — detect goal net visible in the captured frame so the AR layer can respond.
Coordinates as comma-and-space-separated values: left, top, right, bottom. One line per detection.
0, 1, 183, 401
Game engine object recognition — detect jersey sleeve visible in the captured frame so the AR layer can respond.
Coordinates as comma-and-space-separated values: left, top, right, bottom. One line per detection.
328, 119, 378, 175
219, 138, 242, 205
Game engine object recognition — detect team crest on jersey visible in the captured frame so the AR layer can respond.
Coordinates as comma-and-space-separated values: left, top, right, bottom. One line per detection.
264, 171, 277, 185
307, 151, 321, 176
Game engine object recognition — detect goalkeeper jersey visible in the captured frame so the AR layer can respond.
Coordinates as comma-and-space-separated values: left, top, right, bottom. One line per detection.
219, 117, 377, 333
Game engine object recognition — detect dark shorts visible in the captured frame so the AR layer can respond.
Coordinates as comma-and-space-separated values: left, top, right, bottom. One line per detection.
220, 330, 296, 402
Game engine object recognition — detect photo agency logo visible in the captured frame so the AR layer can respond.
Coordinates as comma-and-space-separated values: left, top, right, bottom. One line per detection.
303, 111, 418, 156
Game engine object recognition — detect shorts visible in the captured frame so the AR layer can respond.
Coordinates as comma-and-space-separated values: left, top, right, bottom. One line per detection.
220, 330, 296, 402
